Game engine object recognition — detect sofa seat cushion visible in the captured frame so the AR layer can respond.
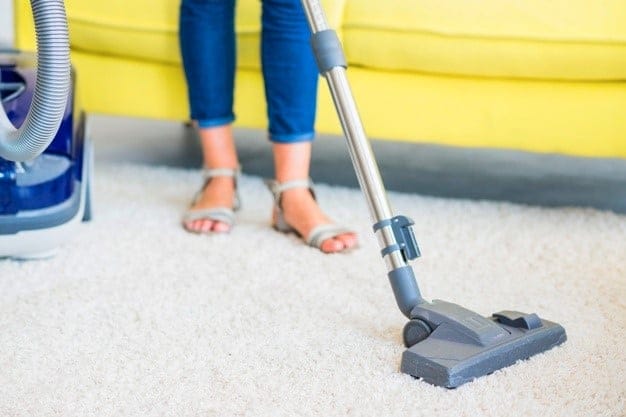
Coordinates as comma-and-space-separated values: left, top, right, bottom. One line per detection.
65, 0, 345, 70
343, 0, 626, 81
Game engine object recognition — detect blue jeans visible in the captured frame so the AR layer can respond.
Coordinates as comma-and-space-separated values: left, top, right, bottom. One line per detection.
179, 0, 319, 143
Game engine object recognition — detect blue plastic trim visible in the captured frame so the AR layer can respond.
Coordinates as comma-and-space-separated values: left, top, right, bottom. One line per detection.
0, 181, 82, 234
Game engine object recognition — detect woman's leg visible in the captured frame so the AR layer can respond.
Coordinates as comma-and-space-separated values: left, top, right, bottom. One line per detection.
262, 0, 357, 252
180, 0, 239, 233
188, 126, 239, 233
273, 142, 358, 253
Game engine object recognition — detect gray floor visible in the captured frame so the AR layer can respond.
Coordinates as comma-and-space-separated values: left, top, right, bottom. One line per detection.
91, 114, 626, 214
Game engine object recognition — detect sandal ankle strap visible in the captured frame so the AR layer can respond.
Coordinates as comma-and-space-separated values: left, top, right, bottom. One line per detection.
197, 165, 242, 211
265, 178, 316, 204
202, 166, 241, 180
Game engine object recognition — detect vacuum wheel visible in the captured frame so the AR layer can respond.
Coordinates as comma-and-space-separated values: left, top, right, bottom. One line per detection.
83, 172, 92, 221
81, 113, 94, 222
403, 319, 431, 347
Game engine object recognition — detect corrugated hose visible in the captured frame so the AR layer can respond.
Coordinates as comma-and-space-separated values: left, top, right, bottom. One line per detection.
0, 0, 70, 162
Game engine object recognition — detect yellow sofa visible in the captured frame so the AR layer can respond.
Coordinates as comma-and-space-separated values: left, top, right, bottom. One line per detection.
14, 0, 626, 158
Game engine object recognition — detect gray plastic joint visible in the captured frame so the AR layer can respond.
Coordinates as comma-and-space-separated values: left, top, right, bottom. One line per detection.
310, 30, 347, 74
388, 266, 424, 318
373, 216, 421, 262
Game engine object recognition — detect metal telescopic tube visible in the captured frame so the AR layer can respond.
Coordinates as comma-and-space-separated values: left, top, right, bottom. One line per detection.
324, 69, 407, 271
301, 0, 407, 272
301, 0, 328, 33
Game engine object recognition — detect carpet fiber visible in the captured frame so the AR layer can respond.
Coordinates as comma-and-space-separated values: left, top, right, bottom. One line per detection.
1, 162, 624, 416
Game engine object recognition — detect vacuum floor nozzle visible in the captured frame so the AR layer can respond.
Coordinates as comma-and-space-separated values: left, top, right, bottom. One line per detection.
401, 300, 567, 388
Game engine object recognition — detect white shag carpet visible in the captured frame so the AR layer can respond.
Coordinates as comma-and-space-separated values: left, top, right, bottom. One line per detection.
1, 162, 624, 417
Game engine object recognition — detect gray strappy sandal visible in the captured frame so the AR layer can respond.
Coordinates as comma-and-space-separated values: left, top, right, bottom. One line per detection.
183, 167, 241, 233
265, 178, 356, 251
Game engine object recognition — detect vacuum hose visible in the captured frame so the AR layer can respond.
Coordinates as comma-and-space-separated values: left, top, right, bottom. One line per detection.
0, 0, 70, 162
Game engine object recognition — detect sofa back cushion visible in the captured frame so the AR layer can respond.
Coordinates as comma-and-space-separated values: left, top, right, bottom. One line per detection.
342, 0, 626, 81
66, 0, 626, 81
66, 0, 345, 70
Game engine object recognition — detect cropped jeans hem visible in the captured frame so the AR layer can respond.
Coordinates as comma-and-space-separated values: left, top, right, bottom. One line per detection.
195, 115, 236, 129
269, 131, 315, 143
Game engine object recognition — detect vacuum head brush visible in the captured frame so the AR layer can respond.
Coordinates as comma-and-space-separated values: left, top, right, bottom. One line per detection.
400, 300, 567, 388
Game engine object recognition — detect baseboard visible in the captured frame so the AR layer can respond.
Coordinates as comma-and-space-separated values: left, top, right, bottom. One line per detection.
90, 114, 626, 214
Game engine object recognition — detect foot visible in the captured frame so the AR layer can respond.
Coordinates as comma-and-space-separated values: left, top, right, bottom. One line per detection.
279, 188, 358, 253
183, 176, 236, 233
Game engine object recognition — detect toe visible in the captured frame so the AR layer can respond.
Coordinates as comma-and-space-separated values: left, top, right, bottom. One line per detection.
185, 219, 205, 233
320, 238, 345, 253
320, 232, 358, 253
183, 218, 231, 234
211, 221, 231, 233
183, 220, 194, 232
199, 220, 214, 233
337, 232, 358, 249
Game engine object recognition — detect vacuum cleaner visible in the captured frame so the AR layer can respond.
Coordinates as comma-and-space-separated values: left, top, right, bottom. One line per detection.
301, 0, 567, 388
0, 0, 92, 259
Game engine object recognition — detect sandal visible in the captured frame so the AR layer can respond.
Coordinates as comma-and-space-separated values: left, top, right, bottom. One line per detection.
265, 178, 356, 252
182, 166, 241, 233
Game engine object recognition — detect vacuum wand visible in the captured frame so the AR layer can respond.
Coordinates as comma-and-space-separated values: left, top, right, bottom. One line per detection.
301, 0, 567, 388
301, 0, 425, 317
